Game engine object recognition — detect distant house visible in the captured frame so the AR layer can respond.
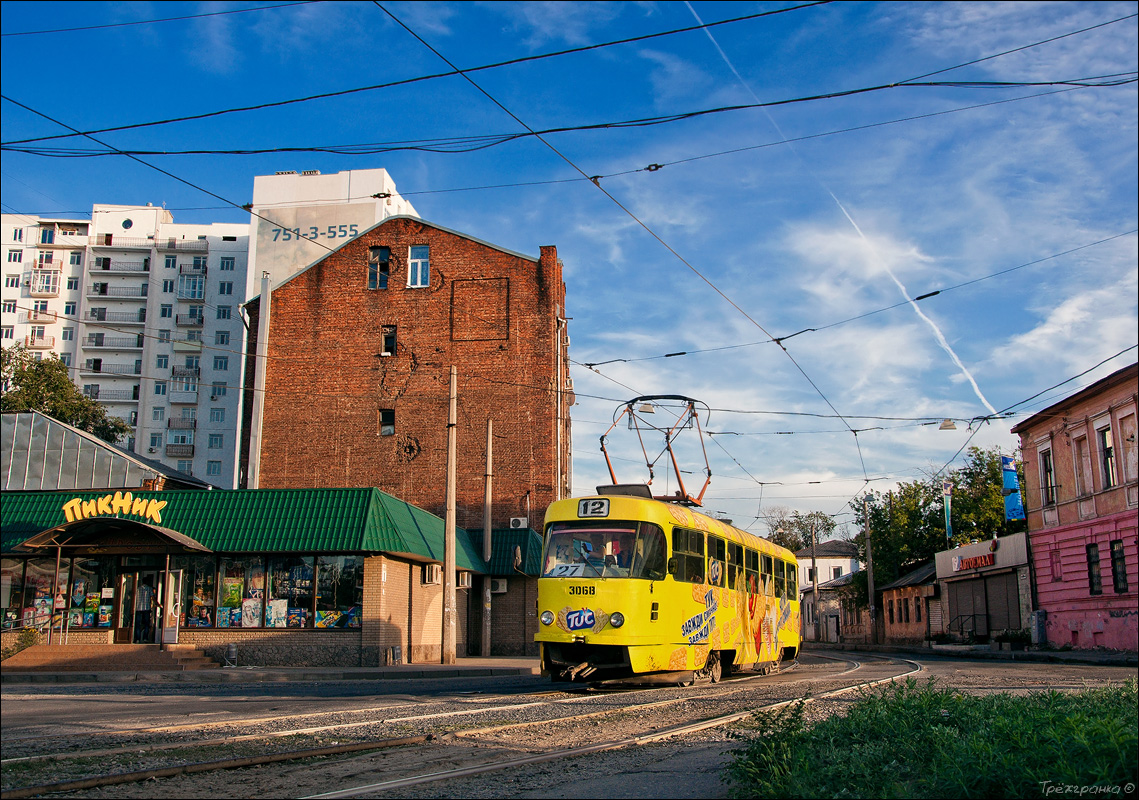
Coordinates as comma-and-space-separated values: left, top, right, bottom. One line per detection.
1010, 362, 1137, 651
880, 562, 937, 645
796, 539, 860, 641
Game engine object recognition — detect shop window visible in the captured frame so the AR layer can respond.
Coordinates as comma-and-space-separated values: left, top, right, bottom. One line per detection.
1086, 544, 1102, 596
315, 556, 363, 627
268, 556, 314, 628
1110, 540, 1128, 593
218, 556, 265, 627
1, 558, 26, 630
175, 555, 217, 628
671, 528, 705, 584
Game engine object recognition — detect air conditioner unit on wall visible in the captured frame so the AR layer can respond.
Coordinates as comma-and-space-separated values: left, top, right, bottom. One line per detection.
423, 563, 442, 585
490, 578, 508, 594
457, 572, 472, 589
509, 517, 528, 529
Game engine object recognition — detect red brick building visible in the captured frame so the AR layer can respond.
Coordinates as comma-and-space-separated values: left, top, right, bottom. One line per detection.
240, 216, 572, 533
1010, 362, 1137, 651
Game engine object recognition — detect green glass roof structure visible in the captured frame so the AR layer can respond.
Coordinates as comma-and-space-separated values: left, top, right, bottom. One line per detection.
1, 488, 490, 572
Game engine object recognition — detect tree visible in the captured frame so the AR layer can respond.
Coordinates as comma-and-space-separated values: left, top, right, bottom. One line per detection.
762, 506, 839, 552
1, 345, 132, 443
846, 446, 1027, 607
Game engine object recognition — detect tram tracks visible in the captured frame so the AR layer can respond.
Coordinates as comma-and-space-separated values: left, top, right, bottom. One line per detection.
2, 655, 914, 798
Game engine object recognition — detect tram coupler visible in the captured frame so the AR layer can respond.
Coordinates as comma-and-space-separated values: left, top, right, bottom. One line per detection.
566, 661, 597, 681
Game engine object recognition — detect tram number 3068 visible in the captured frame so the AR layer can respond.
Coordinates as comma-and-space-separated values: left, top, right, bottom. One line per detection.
568, 586, 596, 595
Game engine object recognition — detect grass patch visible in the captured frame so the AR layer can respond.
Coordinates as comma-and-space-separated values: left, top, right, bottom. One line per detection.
724, 678, 1137, 799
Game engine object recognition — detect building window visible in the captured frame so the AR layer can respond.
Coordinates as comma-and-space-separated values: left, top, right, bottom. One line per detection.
6, 250, 20, 263
2, 300, 15, 314
4, 274, 17, 288
193, 255, 207, 269
217, 305, 231, 320
902, 597, 910, 623
210, 407, 225, 423
1097, 425, 1117, 490
162, 279, 175, 293
806, 567, 815, 583
165, 255, 176, 269
1040, 448, 1056, 505
832, 566, 843, 579
64, 301, 76, 316
208, 434, 223, 449
218, 281, 233, 295
149, 433, 162, 448
70, 251, 82, 266
1110, 540, 1128, 593
368, 247, 390, 290
61, 353, 72, 367
211, 382, 227, 398
66, 276, 79, 290
381, 326, 396, 356
220, 257, 235, 271
159, 329, 171, 342
160, 304, 173, 318
40, 228, 54, 245
178, 274, 204, 299
154, 381, 167, 396
213, 355, 228, 371
177, 460, 193, 474
215, 330, 230, 346
1, 326, 13, 340
206, 461, 222, 476
1086, 544, 1102, 596
152, 407, 165, 421
379, 408, 395, 436
1049, 549, 1063, 581
408, 245, 429, 288
316, 555, 363, 627
915, 598, 922, 623
888, 599, 894, 624
13, 228, 23, 242
156, 354, 169, 369
61, 327, 74, 341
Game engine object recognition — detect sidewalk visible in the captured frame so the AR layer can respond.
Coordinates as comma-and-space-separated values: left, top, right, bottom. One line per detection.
0, 656, 543, 685
804, 641, 1139, 668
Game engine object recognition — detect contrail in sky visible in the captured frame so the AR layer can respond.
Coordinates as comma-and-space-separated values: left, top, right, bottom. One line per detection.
685, 2, 999, 417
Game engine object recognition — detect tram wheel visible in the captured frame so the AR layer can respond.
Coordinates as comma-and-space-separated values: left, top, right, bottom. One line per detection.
707, 651, 722, 683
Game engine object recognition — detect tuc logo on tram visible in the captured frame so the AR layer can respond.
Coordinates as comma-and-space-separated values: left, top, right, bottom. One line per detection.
565, 609, 596, 631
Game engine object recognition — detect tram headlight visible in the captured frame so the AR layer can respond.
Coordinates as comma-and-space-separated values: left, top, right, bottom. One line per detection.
609, 612, 625, 628
540, 610, 554, 626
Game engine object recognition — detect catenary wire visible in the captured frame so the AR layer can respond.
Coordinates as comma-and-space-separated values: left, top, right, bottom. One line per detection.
0, 2, 318, 37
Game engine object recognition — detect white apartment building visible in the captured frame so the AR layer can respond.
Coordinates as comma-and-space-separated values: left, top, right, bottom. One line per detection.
2, 207, 249, 488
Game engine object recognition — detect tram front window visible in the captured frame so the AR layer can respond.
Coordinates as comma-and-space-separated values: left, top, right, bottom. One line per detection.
543, 524, 666, 580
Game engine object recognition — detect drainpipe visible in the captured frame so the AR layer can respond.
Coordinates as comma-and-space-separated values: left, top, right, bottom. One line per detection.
247, 272, 272, 488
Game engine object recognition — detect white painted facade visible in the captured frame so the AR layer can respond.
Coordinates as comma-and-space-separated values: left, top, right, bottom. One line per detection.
1, 208, 249, 489
248, 168, 417, 290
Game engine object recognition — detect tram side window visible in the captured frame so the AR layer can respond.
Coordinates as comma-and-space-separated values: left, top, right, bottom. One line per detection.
708, 535, 727, 587
744, 549, 760, 594
774, 559, 785, 599
785, 561, 797, 597
671, 528, 705, 584
761, 553, 774, 596
728, 542, 744, 590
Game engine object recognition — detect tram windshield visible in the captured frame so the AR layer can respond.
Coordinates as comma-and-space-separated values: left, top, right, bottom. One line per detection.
542, 522, 667, 580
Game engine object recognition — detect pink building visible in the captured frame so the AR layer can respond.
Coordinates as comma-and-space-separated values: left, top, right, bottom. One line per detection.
1011, 363, 1138, 651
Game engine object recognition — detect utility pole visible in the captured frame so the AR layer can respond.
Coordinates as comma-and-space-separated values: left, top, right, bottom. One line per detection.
863, 497, 876, 645
810, 517, 820, 643
481, 418, 492, 657
442, 366, 457, 664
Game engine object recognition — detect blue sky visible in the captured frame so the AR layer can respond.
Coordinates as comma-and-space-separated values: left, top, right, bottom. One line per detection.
3, 1, 1136, 534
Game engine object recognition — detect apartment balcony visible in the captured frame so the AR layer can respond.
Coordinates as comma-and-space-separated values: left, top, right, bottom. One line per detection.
169, 390, 199, 404
176, 292, 206, 301
167, 418, 197, 430
87, 388, 140, 402
156, 237, 208, 252
24, 335, 55, 349
81, 361, 142, 376
38, 234, 88, 248
24, 310, 57, 324
88, 308, 147, 325
175, 314, 203, 327
179, 263, 207, 276
89, 234, 155, 249
87, 284, 148, 299
28, 270, 61, 297
93, 259, 149, 273
84, 333, 144, 349
165, 443, 195, 458
171, 366, 200, 379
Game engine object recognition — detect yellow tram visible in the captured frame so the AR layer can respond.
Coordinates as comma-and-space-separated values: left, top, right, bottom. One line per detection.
536, 486, 800, 683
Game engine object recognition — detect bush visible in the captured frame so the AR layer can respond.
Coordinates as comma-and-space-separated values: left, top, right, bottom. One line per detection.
724, 678, 1137, 799
1, 627, 41, 661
